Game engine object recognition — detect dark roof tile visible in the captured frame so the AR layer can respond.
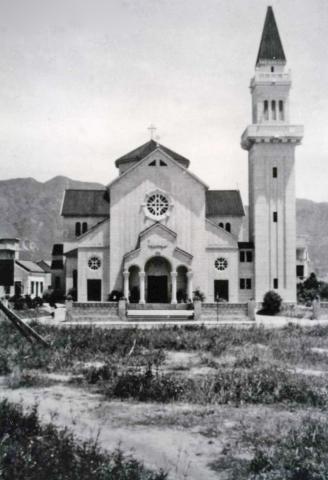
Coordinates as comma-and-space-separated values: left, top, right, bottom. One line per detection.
61, 189, 110, 217
206, 190, 245, 217
115, 140, 190, 169
256, 6, 286, 66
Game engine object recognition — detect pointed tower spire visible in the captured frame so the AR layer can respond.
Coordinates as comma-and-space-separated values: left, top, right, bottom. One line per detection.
256, 6, 286, 66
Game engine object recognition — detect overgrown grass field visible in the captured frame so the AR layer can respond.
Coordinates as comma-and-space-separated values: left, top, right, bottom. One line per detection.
1, 321, 328, 478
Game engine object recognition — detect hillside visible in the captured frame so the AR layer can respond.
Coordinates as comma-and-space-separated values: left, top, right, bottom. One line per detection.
0, 177, 325, 276
296, 198, 328, 277
0, 176, 103, 261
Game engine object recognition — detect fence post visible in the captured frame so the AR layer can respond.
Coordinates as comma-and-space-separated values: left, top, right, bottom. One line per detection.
118, 298, 127, 321
248, 299, 256, 321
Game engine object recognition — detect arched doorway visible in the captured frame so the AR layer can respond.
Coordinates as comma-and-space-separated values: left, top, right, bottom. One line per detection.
128, 265, 140, 303
177, 265, 188, 302
145, 257, 171, 303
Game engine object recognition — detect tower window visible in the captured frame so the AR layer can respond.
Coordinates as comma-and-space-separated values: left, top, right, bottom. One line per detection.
240, 278, 252, 290
225, 223, 231, 233
246, 251, 253, 262
75, 222, 81, 236
273, 167, 277, 178
263, 100, 269, 121
82, 222, 88, 234
159, 160, 167, 166
273, 211, 278, 222
149, 160, 156, 166
219, 222, 224, 228
273, 278, 279, 289
271, 100, 276, 120
279, 100, 284, 121
240, 250, 253, 262
271, 66, 274, 72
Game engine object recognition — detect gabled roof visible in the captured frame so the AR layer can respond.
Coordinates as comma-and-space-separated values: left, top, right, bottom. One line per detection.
15, 260, 46, 273
109, 146, 208, 190
205, 190, 245, 217
115, 139, 190, 169
139, 222, 177, 241
61, 189, 110, 217
256, 6, 286, 66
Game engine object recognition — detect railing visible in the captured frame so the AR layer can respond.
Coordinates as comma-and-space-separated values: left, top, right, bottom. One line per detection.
252, 71, 291, 83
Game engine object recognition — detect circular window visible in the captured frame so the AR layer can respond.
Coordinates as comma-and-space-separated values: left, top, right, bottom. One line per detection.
146, 193, 169, 217
215, 257, 228, 271
88, 256, 101, 270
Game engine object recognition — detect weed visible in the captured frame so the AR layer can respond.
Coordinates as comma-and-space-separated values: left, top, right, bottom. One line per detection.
247, 416, 328, 479
0, 399, 167, 480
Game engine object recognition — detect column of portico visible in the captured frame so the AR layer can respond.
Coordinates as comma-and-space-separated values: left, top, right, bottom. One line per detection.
123, 270, 130, 300
171, 271, 177, 304
187, 270, 193, 301
139, 271, 146, 304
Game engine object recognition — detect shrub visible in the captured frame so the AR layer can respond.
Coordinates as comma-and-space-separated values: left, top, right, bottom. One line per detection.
106, 367, 188, 402
260, 290, 282, 315
108, 290, 123, 301
193, 289, 205, 302
248, 416, 328, 479
0, 399, 167, 480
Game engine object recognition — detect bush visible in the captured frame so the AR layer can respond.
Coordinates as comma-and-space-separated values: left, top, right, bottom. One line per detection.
0, 399, 167, 480
193, 289, 205, 302
108, 290, 123, 301
106, 367, 188, 402
260, 290, 282, 315
248, 416, 328, 479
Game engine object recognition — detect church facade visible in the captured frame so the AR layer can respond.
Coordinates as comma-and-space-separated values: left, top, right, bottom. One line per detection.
59, 7, 304, 304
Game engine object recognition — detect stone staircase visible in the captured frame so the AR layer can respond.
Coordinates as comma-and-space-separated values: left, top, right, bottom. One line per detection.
127, 303, 194, 321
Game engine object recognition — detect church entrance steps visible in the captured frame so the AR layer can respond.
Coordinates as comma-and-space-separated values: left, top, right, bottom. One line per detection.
127, 309, 194, 321
128, 303, 193, 311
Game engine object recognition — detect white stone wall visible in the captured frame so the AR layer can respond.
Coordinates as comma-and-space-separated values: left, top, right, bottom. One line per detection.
249, 142, 297, 302
204, 248, 239, 302
109, 150, 207, 294
77, 247, 110, 302
206, 216, 243, 238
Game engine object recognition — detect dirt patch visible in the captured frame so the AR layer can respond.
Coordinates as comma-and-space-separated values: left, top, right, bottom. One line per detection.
0, 381, 319, 480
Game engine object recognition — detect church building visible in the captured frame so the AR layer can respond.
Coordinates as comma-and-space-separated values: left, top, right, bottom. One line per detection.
59, 7, 303, 304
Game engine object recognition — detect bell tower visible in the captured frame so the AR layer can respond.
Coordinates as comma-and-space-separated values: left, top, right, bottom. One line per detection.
241, 6, 304, 302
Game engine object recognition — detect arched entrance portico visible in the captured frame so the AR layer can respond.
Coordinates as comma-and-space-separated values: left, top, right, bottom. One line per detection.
145, 256, 171, 303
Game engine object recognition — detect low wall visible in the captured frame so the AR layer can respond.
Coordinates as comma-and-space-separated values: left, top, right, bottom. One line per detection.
66, 302, 120, 322
201, 302, 249, 321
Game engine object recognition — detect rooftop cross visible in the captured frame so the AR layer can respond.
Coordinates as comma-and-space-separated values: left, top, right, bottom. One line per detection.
148, 124, 157, 140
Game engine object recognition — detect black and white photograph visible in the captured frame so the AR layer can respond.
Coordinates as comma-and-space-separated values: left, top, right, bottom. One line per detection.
0, 0, 327, 478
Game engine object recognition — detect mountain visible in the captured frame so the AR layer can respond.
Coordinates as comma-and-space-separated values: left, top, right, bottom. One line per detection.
0, 176, 326, 277
0, 176, 103, 261
296, 199, 328, 278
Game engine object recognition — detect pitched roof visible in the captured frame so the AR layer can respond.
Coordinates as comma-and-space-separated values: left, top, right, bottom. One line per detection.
256, 6, 286, 66
115, 140, 190, 169
61, 189, 110, 217
37, 260, 52, 273
205, 190, 245, 217
15, 260, 46, 273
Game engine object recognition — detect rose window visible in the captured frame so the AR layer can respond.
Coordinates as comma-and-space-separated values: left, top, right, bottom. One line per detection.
215, 257, 228, 271
88, 256, 101, 270
146, 193, 169, 217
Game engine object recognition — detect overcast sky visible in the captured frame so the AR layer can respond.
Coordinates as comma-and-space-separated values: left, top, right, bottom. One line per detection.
0, 0, 327, 203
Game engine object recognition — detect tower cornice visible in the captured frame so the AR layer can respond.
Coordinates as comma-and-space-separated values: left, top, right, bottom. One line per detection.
241, 124, 304, 151
250, 70, 291, 90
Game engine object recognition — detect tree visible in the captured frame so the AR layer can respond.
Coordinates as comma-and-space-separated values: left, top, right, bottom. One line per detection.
261, 290, 282, 315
